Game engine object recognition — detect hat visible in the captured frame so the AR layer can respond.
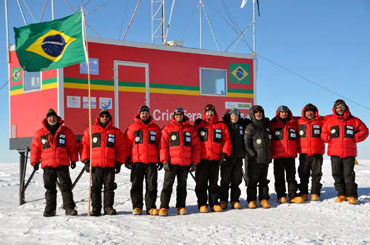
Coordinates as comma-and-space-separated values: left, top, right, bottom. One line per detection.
174, 107, 185, 115
138, 105, 150, 113
304, 103, 316, 112
334, 99, 346, 107
252, 105, 264, 113
204, 104, 215, 112
229, 108, 240, 116
277, 105, 289, 113
99, 109, 111, 117
46, 108, 57, 118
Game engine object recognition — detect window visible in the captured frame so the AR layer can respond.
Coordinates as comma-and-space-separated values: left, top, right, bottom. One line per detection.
23, 71, 41, 91
200, 68, 226, 96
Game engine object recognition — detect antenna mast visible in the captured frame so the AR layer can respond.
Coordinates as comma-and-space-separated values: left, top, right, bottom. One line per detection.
151, 0, 165, 44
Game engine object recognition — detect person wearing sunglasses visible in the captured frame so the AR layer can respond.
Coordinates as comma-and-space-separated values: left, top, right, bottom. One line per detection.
321, 99, 368, 204
158, 107, 201, 216
81, 109, 126, 216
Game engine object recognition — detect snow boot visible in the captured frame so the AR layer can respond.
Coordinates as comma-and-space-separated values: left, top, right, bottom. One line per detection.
212, 205, 222, 212
199, 205, 208, 213
301, 194, 308, 202
90, 208, 101, 216
248, 201, 257, 209
220, 201, 228, 209
310, 194, 319, 201
176, 208, 187, 215
347, 197, 358, 205
260, 199, 271, 209
65, 208, 78, 216
231, 201, 241, 209
159, 208, 168, 216
335, 195, 347, 203
148, 208, 159, 215
104, 207, 117, 215
43, 210, 56, 217
290, 196, 304, 203
279, 197, 287, 204
132, 207, 142, 215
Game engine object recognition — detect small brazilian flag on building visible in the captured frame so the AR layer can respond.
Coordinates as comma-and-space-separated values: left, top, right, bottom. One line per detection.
14, 11, 86, 72
229, 63, 251, 84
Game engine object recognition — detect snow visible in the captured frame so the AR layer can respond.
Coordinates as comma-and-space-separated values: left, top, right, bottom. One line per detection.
1, 160, 370, 244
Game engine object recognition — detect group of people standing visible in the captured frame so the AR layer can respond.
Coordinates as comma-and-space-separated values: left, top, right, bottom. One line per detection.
30, 99, 368, 217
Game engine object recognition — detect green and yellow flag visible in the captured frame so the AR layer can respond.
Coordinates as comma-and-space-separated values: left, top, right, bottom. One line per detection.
14, 11, 86, 72
229, 63, 251, 84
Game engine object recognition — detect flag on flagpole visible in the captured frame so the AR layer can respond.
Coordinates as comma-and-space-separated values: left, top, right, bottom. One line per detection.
14, 11, 86, 72
241, 0, 248, 8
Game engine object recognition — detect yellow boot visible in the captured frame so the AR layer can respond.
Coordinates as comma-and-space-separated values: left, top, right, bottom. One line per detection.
132, 208, 142, 215
248, 201, 257, 209
220, 201, 228, 209
279, 197, 287, 204
347, 197, 358, 205
335, 195, 347, 203
260, 199, 271, 209
301, 194, 308, 202
199, 205, 208, 213
290, 196, 304, 203
176, 207, 187, 215
148, 208, 159, 215
310, 194, 319, 201
231, 202, 241, 209
159, 208, 168, 216
213, 205, 222, 212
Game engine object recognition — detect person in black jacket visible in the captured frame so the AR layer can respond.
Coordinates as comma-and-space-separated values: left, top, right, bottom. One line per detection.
244, 105, 272, 209
220, 108, 250, 209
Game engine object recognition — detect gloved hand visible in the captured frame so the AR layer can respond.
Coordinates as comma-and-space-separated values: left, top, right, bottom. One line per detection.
70, 161, 76, 169
163, 162, 171, 172
190, 163, 197, 172
219, 153, 228, 167
84, 159, 90, 173
125, 157, 132, 170
115, 162, 122, 174
33, 163, 40, 171
157, 162, 164, 171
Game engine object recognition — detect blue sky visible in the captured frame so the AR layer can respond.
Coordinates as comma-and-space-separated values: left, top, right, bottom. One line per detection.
1, 0, 369, 162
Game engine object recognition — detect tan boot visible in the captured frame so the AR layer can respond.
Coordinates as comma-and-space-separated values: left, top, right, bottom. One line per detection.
176, 207, 187, 215
260, 199, 271, 209
301, 194, 308, 202
148, 208, 159, 215
231, 202, 241, 209
159, 208, 168, 216
335, 195, 347, 203
290, 196, 304, 203
248, 201, 257, 209
310, 194, 319, 201
220, 201, 228, 209
213, 204, 222, 212
347, 197, 358, 205
132, 207, 142, 215
279, 197, 287, 204
199, 205, 208, 213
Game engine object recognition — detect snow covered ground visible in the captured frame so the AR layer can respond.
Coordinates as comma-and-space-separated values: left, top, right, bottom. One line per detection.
1, 159, 370, 244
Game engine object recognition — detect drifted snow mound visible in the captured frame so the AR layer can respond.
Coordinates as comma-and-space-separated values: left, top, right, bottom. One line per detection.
1, 160, 370, 244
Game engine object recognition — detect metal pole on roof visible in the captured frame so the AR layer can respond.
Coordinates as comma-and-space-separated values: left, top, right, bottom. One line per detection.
51, 0, 55, 20
252, 0, 256, 56
199, 0, 202, 49
5, 0, 10, 63
16, 0, 28, 25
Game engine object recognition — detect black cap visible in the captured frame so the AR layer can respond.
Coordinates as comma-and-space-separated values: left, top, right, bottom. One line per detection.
304, 103, 316, 112
99, 109, 111, 117
334, 99, 346, 107
277, 105, 289, 112
252, 105, 264, 113
204, 104, 215, 112
174, 107, 185, 115
138, 105, 150, 113
46, 108, 57, 118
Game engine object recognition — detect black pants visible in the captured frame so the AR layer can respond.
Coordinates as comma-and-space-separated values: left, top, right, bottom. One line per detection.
43, 166, 75, 213
247, 161, 270, 202
273, 157, 299, 199
160, 164, 189, 209
130, 163, 158, 211
331, 156, 357, 198
91, 167, 116, 211
298, 154, 323, 195
220, 157, 243, 203
195, 159, 220, 208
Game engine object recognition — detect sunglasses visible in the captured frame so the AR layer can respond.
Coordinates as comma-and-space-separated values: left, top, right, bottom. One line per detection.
229, 109, 240, 115
174, 113, 184, 116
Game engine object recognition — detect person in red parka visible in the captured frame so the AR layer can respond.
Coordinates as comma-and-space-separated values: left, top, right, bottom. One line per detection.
297, 103, 325, 202
321, 99, 369, 204
270, 105, 303, 204
31, 108, 78, 217
81, 109, 126, 216
158, 107, 201, 216
125, 105, 162, 215
194, 104, 232, 213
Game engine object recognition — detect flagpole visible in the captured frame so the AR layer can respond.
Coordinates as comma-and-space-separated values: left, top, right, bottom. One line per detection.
5, 0, 9, 64
81, 7, 92, 217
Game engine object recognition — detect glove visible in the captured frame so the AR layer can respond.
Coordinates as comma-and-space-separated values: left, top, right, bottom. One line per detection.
157, 162, 164, 171
115, 162, 122, 174
163, 162, 171, 172
125, 157, 132, 169
70, 161, 76, 169
33, 163, 40, 171
219, 153, 228, 167
190, 163, 197, 172
84, 159, 90, 173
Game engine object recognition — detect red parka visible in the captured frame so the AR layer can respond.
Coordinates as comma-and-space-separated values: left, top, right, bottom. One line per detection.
321, 105, 368, 158
297, 105, 325, 156
81, 117, 126, 168
160, 116, 201, 166
195, 112, 232, 161
125, 114, 161, 164
31, 117, 78, 169
270, 109, 298, 159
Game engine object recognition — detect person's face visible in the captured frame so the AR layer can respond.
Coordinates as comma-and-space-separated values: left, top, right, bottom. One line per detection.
174, 113, 184, 122
47, 115, 57, 126
99, 114, 110, 125
335, 104, 346, 116
279, 111, 288, 119
139, 111, 150, 121
305, 110, 315, 120
205, 110, 214, 119
230, 113, 239, 123
254, 111, 263, 120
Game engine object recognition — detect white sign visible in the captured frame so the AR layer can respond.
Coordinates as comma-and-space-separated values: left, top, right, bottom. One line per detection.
99, 97, 113, 109
67, 96, 81, 108
83, 97, 97, 109
225, 102, 251, 110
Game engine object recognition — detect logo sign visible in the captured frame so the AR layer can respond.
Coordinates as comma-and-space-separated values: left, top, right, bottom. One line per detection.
83, 96, 97, 109
80, 58, 99, 75
67, 96, 81, 108
225, 102, 251, 109
12, 67, 21, 82
99, 97, 112, 109
229, 63, 251, 84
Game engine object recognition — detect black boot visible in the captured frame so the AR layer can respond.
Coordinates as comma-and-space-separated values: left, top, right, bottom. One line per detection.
43, 210, 56, 217
90, 207, 101, 216
65, 208, 78, 216
104, 207, 117, 215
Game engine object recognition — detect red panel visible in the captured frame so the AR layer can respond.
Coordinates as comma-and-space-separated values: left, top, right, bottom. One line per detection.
118, 65, 145, 83
42, 70, 57, 80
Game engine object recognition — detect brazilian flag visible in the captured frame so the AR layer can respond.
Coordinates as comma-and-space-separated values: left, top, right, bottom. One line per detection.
229, 63, 251, 84
14, 11, 86, 72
